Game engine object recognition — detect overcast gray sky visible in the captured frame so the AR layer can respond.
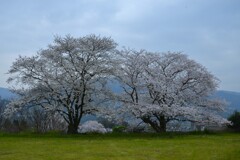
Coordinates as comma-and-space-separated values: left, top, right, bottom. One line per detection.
0, 0, 240, 92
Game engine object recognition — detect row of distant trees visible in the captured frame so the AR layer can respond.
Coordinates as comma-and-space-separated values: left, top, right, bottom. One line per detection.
0, 96, 66, 132
2, 34, 231, 134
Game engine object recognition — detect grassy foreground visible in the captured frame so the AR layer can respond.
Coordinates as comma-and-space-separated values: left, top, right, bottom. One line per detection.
0, 132, 240, 160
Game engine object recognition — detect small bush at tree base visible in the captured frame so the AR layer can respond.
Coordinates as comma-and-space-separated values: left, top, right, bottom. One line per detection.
112, 126, 126, 133
78, 121, 108, 134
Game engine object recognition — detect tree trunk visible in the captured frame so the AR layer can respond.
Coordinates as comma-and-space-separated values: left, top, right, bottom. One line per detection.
142, 115, 167, 133
159, 115, 166, 132
67, 123, 79, 134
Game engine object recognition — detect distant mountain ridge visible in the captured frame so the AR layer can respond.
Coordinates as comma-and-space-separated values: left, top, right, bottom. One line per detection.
0, 87, 16, 99
0, 87, 239, 116
213, 90, 240, 116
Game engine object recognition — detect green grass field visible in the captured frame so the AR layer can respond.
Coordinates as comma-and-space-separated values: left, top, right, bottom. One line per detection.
0, 132, 240, 160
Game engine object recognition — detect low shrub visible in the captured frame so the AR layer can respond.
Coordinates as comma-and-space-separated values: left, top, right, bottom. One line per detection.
112, 126, 126, 133
78, 121, 108, 134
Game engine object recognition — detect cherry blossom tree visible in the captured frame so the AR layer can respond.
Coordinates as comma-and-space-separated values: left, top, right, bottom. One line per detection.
6, 35, 117, 134
114, 49, 229, 132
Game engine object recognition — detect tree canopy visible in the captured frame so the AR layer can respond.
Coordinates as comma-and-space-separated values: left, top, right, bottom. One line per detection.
6, 35, 117, 134
113, 50, 229, 132
6, 35, 229, 133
